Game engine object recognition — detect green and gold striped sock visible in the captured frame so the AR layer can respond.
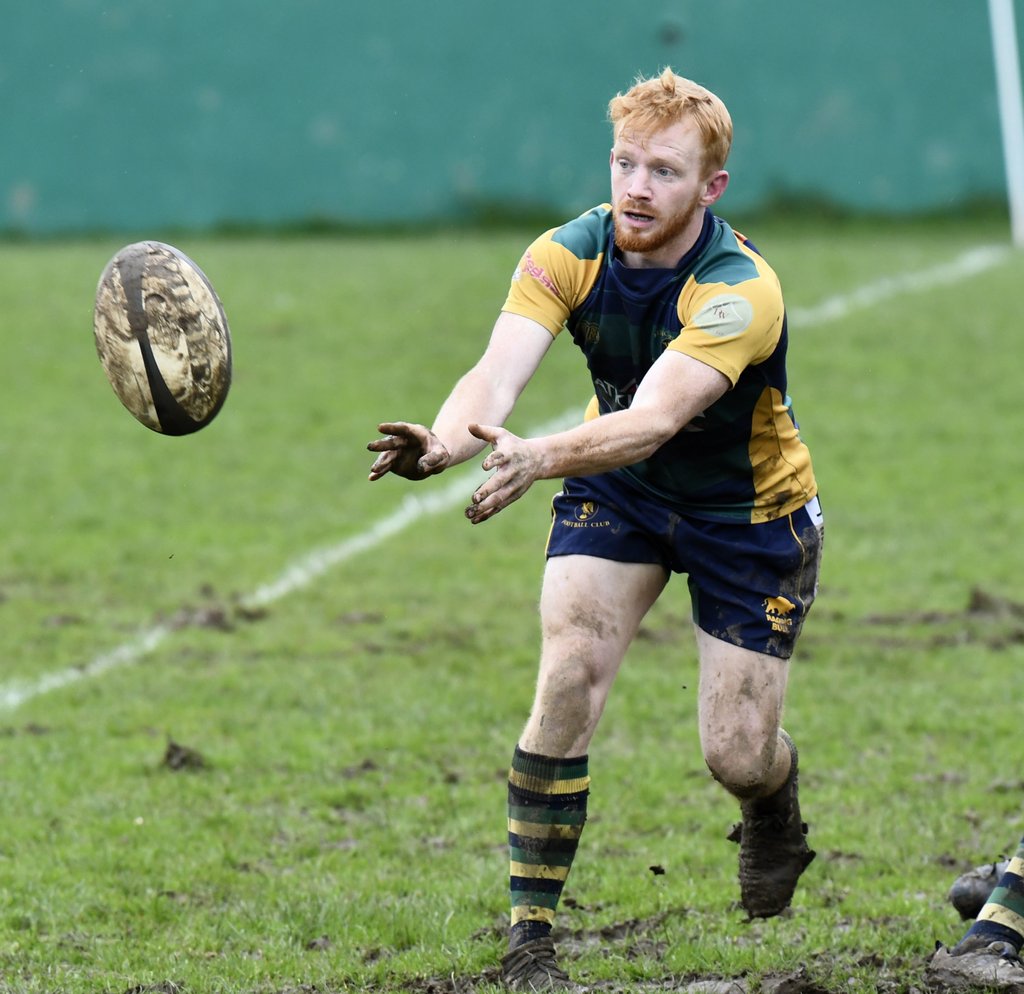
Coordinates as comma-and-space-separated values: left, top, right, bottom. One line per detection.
960, 836, 1024, 952
507, 746, 590, 950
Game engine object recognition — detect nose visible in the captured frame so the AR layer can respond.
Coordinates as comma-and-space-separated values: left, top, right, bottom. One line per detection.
626, 167, 652, 200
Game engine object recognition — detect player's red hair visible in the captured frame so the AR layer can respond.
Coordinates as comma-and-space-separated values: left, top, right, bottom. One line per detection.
608, 68, 733, 175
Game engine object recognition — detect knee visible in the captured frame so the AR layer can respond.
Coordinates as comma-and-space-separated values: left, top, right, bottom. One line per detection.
522, 652, 607, 757
538, 621, 611, 703
703, 733, 777, 799
533, 653, 601, 712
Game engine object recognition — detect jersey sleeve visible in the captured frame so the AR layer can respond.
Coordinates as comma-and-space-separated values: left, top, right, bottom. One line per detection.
501, 228, 601, 337
667, 258, 785, 385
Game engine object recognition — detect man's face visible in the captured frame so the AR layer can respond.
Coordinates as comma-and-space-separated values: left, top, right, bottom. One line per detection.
610, 119, 725, 265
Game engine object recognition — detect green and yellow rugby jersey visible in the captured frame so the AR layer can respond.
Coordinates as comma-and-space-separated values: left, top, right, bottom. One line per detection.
502, 204, 817, 524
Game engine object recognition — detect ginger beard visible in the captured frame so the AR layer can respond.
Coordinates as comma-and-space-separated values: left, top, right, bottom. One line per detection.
612, 188, 706, 256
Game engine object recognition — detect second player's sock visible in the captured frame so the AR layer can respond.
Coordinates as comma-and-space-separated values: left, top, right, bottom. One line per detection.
958, 836, 1024, 952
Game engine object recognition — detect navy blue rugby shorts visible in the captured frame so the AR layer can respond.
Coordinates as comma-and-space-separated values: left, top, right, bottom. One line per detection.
545, 473, 824, 659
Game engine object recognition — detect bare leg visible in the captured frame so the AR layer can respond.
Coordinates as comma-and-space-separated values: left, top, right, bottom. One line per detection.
696, 625, 790, 798
502, 555, 667, 990
519, 555, 667, 757
695, 626, 813, 918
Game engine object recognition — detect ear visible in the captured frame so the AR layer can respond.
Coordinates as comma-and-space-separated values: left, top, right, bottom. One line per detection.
700, 170, 730, 207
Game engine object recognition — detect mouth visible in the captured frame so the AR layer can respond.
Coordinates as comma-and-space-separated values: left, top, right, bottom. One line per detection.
619, 203, 656, 226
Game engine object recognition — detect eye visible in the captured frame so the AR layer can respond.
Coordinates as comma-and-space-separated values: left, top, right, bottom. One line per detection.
655, 166, 676, 179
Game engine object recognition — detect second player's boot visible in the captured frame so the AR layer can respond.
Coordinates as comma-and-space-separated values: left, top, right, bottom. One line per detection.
948, 860, 1010, 920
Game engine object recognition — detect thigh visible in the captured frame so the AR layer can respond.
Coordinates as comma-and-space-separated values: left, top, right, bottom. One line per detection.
696, 626, 789, 737
539, 553, 667, 662
519, 555, 668, 756
695, 626, 790, 792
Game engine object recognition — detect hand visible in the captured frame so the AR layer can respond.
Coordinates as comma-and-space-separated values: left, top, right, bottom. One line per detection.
464, 423, 542, 523
367, 422, 450, 481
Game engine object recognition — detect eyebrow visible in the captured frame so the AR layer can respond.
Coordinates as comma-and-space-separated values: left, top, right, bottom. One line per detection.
613, 144, 691, 170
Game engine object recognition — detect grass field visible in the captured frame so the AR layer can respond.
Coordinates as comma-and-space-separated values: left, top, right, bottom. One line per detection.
1, 213, 1023, 994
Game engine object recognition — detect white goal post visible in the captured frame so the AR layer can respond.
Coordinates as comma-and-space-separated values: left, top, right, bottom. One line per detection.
989, 0, 1024, 245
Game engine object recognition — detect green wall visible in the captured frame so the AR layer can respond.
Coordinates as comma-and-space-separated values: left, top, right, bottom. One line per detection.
1, 1, 1011, 234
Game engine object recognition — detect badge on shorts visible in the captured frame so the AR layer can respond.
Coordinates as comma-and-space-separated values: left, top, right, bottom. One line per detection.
763, 595, 798, 634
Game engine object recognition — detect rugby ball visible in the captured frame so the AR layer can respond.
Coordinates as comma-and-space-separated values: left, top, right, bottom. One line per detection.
93, 241, 232, 435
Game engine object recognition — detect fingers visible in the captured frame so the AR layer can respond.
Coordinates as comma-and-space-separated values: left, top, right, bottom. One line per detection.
367, 423, 405, 455
465, 427, 538, 522
464, 482, 520, 523
469, 424, 507, 472
467, 422, 498, 443
368, 422, 419, 450
367, 425, 406, 481
366, 436, 398, 455
464, 465, 525, 523
368, 423, 411, 481
377, 421, 419, 439
367, 450, 397, 481
419, 448, 448, 472
465, 491, 500, 523
367, 421, 451, 482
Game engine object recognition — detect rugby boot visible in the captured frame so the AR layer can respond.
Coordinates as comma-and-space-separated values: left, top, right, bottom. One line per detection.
501, 936, 585, 992
727, 731, 815, 918
926, 936, 1024, 991
948, 859, 1010, 920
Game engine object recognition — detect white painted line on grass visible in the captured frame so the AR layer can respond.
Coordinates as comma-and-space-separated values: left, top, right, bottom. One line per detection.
1, 625, 173, 711
0, 411, 579, 713
788, 244, 1011, 328
241, 411, 579, 610
0, 244, 1013, 712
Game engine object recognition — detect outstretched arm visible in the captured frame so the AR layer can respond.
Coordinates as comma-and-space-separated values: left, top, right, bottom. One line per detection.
464, 349, 730, 522
367, 312, 554, 482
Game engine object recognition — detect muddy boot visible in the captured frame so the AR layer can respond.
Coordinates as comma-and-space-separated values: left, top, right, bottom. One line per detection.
727, 731, 815, 918
926, 936, 1024, 991
948, 859, 1010, 920
501, 935, 587, 992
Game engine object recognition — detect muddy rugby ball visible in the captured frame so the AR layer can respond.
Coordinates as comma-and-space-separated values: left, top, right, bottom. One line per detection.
93, 241, 232, 435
